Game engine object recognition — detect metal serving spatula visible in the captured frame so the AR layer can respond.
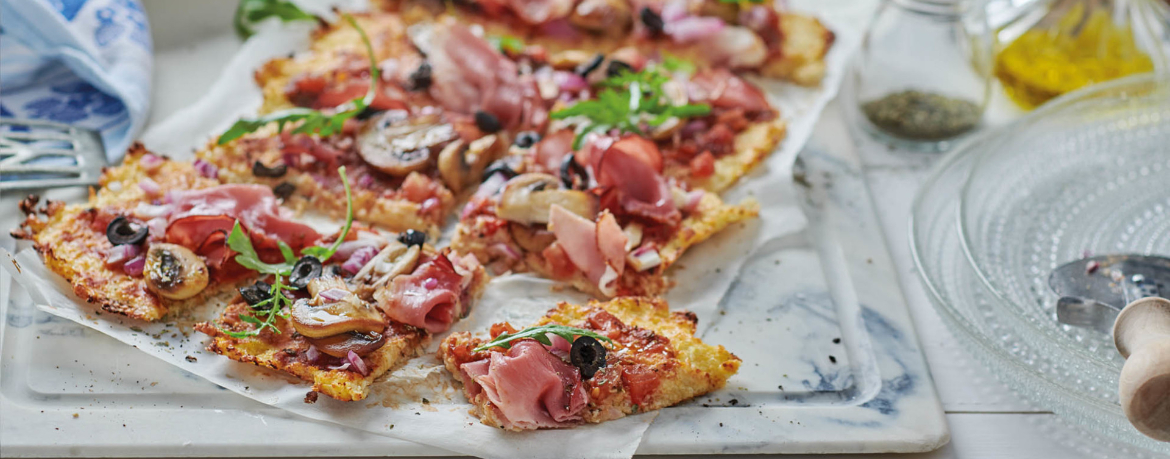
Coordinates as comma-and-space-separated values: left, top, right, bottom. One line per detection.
1049, 254, 1170, 442
0, 118, 107, 190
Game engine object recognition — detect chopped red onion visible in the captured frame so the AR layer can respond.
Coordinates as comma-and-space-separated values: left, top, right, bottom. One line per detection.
347, 350, 370, 376
681, 119, 709, 138
106, 244, 141, 267
356, 173, 375, 188
665, 17, 725, 44
342, 246, 380, 274
335, 240, 379, 261
539, 19, 580, 40
306, 345, 321, 362
554, 71, 588, 92
123, 254, 146, 276
138, 178, 161, 196
660, 0, 688, 21
146, 218, 167, 238
423, 278, 438, 289
193, 159, 218, 179
318, 288, 349, 302
684, 190, 704, 212
420, 197, 440, 214
140, 154, 164, 171
134, 202, 173, 219
490, 243, 521, 261
327, 362, 351, 371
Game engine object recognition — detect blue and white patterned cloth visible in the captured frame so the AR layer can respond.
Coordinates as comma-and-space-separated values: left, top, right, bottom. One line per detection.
0, 0, 152, 161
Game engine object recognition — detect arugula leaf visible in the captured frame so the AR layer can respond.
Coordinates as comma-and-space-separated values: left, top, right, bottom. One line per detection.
234, 0, 316, 39
661, 54, 696, 75
488, 34, 526, 55
550, 66, 711, 149
219, 167, 354, 338
473, 325, 613, 352
217, 14, 379, 145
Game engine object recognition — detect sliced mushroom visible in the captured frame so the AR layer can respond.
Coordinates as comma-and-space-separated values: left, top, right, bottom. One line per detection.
358, 111, 457, 176
700, 0, 740, 22
352, 240, 421, 292
570, 0, 632, 33
549, 50, 598, 70
496, 173, 597, 225
308, 331, 388, 358
144, 243, 209, 300
509, 223, 557, 253
291, 276, 385, 339
439, 134, 505, 193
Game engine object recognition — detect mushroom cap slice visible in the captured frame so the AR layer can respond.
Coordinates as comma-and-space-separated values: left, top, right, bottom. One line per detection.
496, 173, 596, 226
291, 276, 386, 339
144, 243, 209, 300
308, 331, 388, 358
509, 222, 557, 253
439, 134, 506, 193
357, 111, 457, 176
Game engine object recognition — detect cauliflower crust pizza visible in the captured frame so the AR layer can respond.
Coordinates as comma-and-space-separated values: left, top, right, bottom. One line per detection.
440, 296, 740, 430
9, 145, 313, 321
379, 0, 835, 86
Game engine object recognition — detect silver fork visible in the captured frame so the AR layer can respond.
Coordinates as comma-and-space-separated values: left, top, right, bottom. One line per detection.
0, 118, 107, 190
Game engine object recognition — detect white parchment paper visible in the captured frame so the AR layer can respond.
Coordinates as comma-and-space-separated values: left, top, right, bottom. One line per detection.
4, 1, 873, 457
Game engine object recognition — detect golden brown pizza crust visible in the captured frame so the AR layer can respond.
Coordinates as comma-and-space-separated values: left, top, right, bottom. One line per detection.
11, 145, 233, 321
440, 297, 741, 429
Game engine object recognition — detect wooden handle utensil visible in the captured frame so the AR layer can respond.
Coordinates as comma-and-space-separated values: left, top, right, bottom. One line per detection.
1112, 296, 1170, 442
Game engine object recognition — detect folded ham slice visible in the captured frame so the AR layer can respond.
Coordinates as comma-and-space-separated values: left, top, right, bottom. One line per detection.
424, 23, 547, 131
377, 251, 471, 333
688, 68, 772, 114
594, 141, 681, 225
548, 205, 627, 295
459, 340, 587, 429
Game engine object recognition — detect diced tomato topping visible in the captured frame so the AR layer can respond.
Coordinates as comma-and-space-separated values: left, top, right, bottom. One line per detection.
621, 364, 661, 407
690, 151, 715, 178
541, 242, 578, 279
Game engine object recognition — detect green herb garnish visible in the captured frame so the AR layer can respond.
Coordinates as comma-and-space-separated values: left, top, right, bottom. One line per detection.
550, 66, 711, 149
488, 34, 526, 55
234, 0, 316, 39
661, 53, 696, 75
217, 13, 378, 145
473, 325, 613, 352
220, 166, 354, 338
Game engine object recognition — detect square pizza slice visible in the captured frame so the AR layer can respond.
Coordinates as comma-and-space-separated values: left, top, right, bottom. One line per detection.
10, 144, 321, 321
439, 296, 740, 430
196, 243, 488, 402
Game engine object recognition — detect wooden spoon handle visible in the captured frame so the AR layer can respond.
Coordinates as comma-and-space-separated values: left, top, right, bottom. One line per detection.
1113, 297, 1170, 442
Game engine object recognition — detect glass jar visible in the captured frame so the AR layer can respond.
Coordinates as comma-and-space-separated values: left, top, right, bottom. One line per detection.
852, 0, 994, 152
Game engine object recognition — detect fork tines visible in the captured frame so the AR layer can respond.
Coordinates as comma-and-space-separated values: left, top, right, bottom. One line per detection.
0, 118, 107, 191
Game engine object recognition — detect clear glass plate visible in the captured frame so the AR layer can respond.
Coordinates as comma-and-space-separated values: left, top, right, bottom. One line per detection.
911, 73, 1170, 458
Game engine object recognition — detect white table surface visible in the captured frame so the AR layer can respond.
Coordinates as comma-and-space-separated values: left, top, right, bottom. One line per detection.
7, 2, 1103, 457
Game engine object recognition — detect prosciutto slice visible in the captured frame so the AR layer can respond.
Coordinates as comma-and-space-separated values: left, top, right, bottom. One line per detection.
460, 341, 588, 429
549, 205, 627, 294
377, 252, 468, 333
423, 23, 547, 130
594, 142, 681, 225
689, 68, 772, 114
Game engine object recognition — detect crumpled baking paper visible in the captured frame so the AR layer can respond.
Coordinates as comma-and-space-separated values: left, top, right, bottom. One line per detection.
3, 0, 872, 457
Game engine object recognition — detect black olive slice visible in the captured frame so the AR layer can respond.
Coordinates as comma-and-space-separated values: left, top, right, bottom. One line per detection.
356, 106, 386, 120
570, 336, 607, 380
397, 229, 426, 248
106, 215, 149, 246
606, 60, 633, 78
253, 160, 288, 178
273, 182, 296, 200
575, 53, 605, 77
289, 256, 323, 290
514, 131, 541, 149
482, 159, 518, 182
407, 61, 432, 91
640, 7, 664, 36
560, 155, 589, 190
239, 281, 273, 309
474, 110, 502, 133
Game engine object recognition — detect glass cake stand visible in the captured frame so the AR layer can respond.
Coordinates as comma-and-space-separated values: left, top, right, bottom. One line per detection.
911, 73, 1170, 458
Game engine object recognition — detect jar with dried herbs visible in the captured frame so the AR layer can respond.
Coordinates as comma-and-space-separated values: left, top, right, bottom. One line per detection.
852, 0, 994, 151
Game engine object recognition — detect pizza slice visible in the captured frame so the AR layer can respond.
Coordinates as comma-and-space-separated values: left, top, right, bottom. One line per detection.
439, 296, 740, 430
380, 0, 835, 85
11, 144, 322, 321
196, 242, 488, 402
